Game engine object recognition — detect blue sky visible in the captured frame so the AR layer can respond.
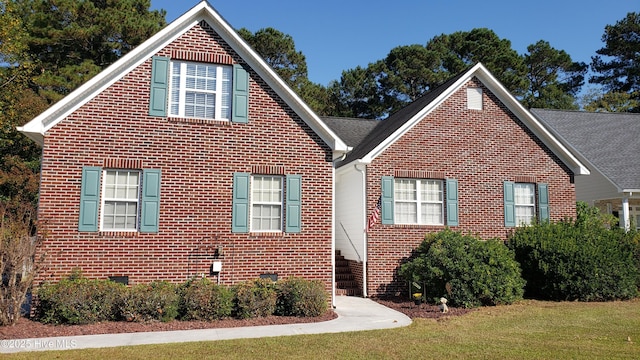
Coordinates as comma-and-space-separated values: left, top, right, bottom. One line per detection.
151, 1, 638, 88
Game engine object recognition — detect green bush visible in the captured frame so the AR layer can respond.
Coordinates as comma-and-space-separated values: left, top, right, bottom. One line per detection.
233, 278, 277, 319
36, 271, 124, 324
179, 278, 233, 321
118, 281, 180, 322
399, 229, 525, 308
508, 219, 639, 301
275, 277, 328, 317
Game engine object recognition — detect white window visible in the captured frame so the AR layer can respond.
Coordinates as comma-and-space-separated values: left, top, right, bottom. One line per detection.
102, 170, 141, 231
514, 183, 535, 226
170, 61, 232, 120
394, 179, 443, 225
251, 175, 283, 232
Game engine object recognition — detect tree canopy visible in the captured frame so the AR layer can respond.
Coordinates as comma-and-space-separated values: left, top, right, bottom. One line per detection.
590, 12, 640, 112
0, 0, 166, 210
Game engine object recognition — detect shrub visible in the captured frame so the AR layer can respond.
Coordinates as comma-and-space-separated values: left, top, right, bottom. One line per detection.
118, 281, 180, 322
36, 270, 124, 324
179, 278, 233, 321
399, 229, 525, 308
508, 219, 639, 301
233, 278, 277, 319
275, 277, 328, 317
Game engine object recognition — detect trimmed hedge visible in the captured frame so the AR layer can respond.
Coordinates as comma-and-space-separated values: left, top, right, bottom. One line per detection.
399, 229, 525, 308
179, 278, 234, 321
275, 277, 328, 317
508, 220, 639, 301
233, 278, 278, 319
36, 275, 328, 325
36, 271, 124, 324
118, 281, 180, 322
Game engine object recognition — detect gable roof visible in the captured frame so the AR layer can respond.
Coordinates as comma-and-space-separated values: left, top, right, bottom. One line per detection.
321, 116, 378, 148
17, 1, 347, 153
532, 108, 640, 192
334, 63, 590, 176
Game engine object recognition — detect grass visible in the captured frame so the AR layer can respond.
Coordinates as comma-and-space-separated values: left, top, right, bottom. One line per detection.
4, 299, 639, 359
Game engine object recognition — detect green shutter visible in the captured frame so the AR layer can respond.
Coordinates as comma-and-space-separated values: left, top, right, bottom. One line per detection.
285, 175, 302, 233
537, 183, 549, 223
232, 172, 250, 233
140, 169, 161, 233
381, 176, 394, 225
149, 56, 170, 117
504, 181, 516, 227
232, 64, 249, 123
446, 179, 459, 226
79, 166, 102, 232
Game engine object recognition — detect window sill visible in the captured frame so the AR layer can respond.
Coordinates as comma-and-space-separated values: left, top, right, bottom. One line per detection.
249, 232, 285, 238
167, 117, 232, 126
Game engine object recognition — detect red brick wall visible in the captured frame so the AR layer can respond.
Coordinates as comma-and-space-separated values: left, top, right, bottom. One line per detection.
35, 21, 334, 290
365, 79, 576, 296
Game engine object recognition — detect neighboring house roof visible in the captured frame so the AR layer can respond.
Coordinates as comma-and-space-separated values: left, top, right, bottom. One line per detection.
322, 116, 379, 148
532, 108, 640, 193
17, 1, 348, 153
334, 63, 590, 176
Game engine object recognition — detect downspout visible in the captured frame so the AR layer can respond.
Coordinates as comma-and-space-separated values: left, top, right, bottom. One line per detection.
354, 163, 368, 297
331, 165, 336, 308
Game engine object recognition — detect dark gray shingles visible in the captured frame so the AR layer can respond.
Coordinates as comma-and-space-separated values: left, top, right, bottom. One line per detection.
333, 70, 468, 167
321, 116, 379, 148
532, 108, 640, 191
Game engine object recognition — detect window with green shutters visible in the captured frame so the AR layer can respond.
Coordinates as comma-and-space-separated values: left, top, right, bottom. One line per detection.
380, 176, 458, 226
504, 181, 549, 227
232, 173, 301, 233
149, 56, 249, 122
78, 167, 161, 233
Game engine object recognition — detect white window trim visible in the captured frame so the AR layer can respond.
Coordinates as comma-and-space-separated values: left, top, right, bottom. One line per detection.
514, 183, 535, 226
394, 178, 444, 226
100, 169, 141, 232
169, 60, 231, 121
250, 175, 284, 233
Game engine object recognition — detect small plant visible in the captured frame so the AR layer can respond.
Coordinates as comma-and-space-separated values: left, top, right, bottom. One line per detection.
275, 277, 328, 317
233, 278, 277, 319
36, 270, 125, 324
118, 281, 180, 322
179, 278, 233, 321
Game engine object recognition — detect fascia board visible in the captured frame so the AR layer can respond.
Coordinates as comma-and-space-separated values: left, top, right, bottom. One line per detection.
17, 3, 207, 143
474, 67, 590, 176
184, 5, 349, 152
18, 2, 348, 152
361, 64, 481, 164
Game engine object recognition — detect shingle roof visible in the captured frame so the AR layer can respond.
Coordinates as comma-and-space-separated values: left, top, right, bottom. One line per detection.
321, 116, 379, 148
334, 70, 467, 167
531, 108, 640, 191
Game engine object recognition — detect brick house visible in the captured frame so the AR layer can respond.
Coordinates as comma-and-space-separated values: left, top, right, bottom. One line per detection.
18, 2, 348, 303
19, 3, 588, 301
328, 64, 589, 297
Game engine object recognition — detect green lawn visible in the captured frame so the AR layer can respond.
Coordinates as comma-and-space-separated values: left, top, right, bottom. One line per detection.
5, 299, 639, 359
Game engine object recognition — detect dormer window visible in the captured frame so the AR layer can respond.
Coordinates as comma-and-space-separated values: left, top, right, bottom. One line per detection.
467, 87, 483, 110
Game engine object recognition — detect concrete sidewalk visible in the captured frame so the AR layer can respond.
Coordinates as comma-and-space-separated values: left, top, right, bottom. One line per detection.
0, 296, 412, 353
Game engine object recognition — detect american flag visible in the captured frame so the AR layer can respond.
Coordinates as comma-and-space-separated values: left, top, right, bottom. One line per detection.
367, 196, 382, 232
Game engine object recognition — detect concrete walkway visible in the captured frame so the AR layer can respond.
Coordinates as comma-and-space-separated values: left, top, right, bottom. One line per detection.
0, 296, 412, 353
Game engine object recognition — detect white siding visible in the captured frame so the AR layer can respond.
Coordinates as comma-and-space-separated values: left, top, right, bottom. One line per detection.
335, 166, 365, 261
575, 170, 620, 203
